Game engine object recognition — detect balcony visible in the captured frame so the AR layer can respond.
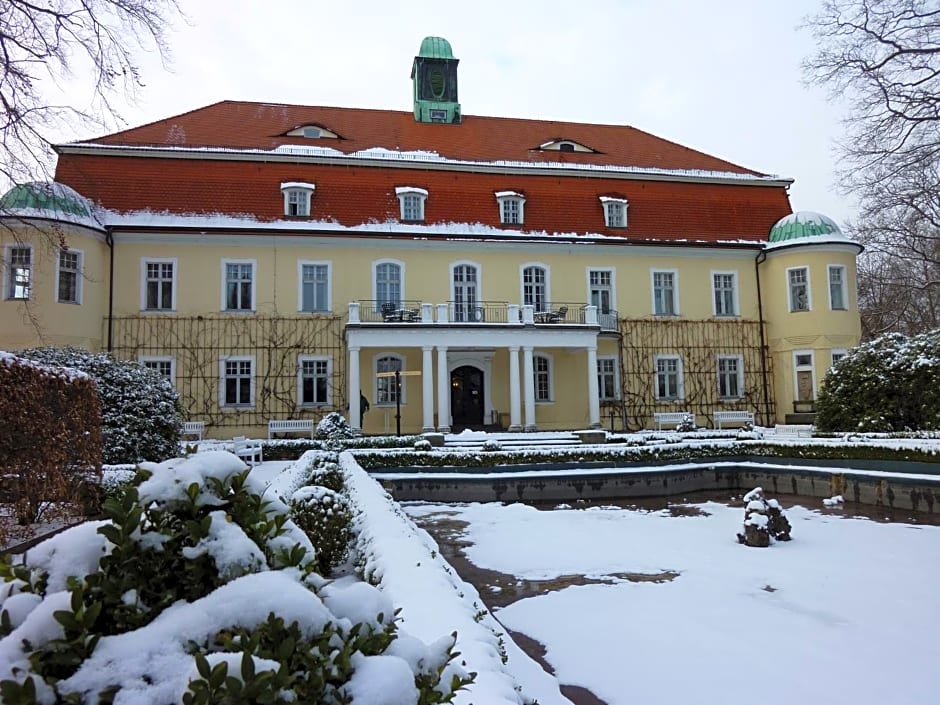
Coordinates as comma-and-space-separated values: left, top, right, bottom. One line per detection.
350, 301, 617, 330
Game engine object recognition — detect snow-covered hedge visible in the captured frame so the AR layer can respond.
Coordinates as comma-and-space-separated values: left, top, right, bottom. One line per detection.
0, 452, 471, 704
18, 347, 183, 464
817, 331, 940, 432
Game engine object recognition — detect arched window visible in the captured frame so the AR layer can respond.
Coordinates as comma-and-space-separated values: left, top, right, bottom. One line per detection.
522, 265, 548, 312
375, 354, 404, 405
452, 263, 480, 321
375, 261, 403, 309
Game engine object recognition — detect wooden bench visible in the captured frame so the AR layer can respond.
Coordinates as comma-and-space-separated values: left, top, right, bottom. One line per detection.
233, 436, 263, 466
181, 421, 205, 441
713, 410, 755, 429
268, 419, 315, 439
653, 411, 692, 430
772, 424, 814, 438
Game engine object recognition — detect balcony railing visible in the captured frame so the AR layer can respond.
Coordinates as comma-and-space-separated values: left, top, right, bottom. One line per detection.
349, 301, 610, 327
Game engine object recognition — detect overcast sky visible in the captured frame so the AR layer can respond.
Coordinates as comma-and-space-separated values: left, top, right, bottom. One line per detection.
62, 0, 855, 225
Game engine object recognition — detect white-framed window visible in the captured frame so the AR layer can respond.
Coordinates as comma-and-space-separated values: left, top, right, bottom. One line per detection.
597, 356, 619, 401
298, 355, 331, 406
141, 258, 176, 311
588, 269, 614, 314
140, 356, 176, 388
375, 354, 404, 406
828, 265, 847, 310
220, 356, 254, 407
496, 191, 526, 225
374, 260, 404, 309
56, 248, 82, 304
712, 271, 738, 317
522, 264, 549, 311
4, 245, 31, 300
222, 259, 255, 312
830, 349, 848, 368
788, 267, 810, 312
395, 187, 428, 222
717, 355, 744, 399
298, 261, 331, 312
281, 182, 315, 217
652, 269, 678, 316
451, 261, 480, 321
655, 355, 683, 400
599, 197, 628, 228
534, 353, 553, 402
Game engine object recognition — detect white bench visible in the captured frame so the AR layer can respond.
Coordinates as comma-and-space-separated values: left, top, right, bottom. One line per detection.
233, 436, 263, 466
773, 424, 814, 438
181, 421, 205, 441
268, 419, 315, 439
653, 411, 692, 430
714, 410, 755, 429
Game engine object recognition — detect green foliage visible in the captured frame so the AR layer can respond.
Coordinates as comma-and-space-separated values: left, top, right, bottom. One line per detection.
289, 487, 351, 576
817, 331, 940, 432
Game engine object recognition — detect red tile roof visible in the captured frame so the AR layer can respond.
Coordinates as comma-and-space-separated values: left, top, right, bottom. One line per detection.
53, 101, 794, 242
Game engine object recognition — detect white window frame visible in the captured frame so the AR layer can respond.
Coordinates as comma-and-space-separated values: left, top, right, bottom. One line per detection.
298, 355, 332, 406
599, 197, 629, 228
450, 260, 482, 321
4, 244, 32, 300
830, 348, 848, 369
373, 259, 405, 309
140, 257, 177, 312
55, 248, 83, 305
219, 355, 255, 408
787, 266, 811, 312
828, 264, 848, 310
655, 354, 684, 401
395, 186, 428, 222
793, 349, 816, 401
374, 353, 405, 406
711, 270, 739, 317
717, 354, 744, 400
496, 191, 526, 225
139, 355, 176, 388
281, 182, 315, 217
587, 268, 616, 314
651, 269, 679, 316
533, 353, 554, 403
297, 260, 332, 313
520, 262, 550, 311
221, 259, 257, 312
597, 356, 619, 401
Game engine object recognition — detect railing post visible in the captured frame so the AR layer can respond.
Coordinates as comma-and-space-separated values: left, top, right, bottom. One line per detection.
436, 303, 449, 323
521, 305, 534, 325
421, 303, 433, 323
584, 304, 598, 326
348, 301, 360, 324
507, 304, 520, 324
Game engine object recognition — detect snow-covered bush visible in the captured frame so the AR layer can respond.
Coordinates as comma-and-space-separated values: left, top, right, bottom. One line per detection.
481, 439, 502, 452
0, 452, 471, 704
290, 486, 351, 576
675, 413, 697, 432
816, 330, 940, 432
316, 411, 356, 440
414, 438, 433, 452
18, 347, 183, 464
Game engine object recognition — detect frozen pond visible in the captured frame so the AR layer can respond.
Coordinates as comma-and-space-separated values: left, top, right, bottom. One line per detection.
405, 493, 940, 705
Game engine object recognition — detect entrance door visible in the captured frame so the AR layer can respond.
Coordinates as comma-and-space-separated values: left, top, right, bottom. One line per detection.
451, 365, 484, 429
796, 370, 814, 402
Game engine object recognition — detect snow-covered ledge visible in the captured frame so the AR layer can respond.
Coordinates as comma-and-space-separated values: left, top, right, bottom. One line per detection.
338, 452, 570, 705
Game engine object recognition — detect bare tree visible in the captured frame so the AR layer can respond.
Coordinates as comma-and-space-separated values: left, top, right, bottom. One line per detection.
1, 0, 182, 188
803, 0, 940, 336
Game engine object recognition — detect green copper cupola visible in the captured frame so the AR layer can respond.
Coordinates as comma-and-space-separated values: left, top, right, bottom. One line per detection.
411, 36, 461, 124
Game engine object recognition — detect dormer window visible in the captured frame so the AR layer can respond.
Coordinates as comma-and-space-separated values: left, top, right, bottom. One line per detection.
281, 182, 315, 217
285, 125, 339, 139
600, 196, 629, 228
496, 191, 526, 225
537, 139, 597, 153
395, 187, 428, 222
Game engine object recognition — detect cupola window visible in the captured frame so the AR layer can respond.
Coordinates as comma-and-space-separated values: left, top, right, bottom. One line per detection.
496, 191, 526, 225
600, 196, 629, 228
395, 187, 428, 222
281, 182, 315, 217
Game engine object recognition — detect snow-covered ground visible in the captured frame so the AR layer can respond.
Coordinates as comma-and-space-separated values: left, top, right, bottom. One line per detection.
405, 498, 940, 705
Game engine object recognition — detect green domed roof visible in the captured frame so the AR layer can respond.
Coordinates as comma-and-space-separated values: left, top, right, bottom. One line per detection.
768, 211, 843, 242
417, 36, 454, 59
0, 181, 91, 218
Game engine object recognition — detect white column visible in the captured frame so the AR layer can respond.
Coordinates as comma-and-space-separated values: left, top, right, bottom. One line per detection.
586, 345, 601, 429
523, 345, 536, 432
349, 346, 361, 433
436, 346, 450, 432
508, 346, 522, 431
422, 345, 434, 432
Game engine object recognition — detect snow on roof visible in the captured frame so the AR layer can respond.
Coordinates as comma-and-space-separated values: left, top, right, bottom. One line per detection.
280, 181, 316, 190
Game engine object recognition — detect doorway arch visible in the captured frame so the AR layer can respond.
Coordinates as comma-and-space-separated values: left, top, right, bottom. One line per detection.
450, 365, 484, 429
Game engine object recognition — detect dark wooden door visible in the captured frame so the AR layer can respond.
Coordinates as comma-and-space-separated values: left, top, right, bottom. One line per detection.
451, 366, 484, 429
